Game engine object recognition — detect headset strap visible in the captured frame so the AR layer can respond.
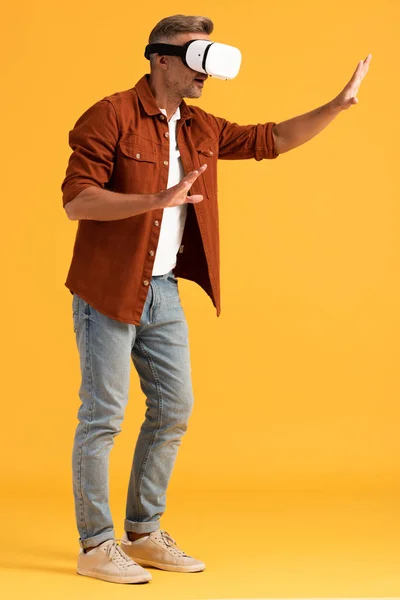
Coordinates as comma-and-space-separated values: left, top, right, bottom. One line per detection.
144, 42, 191, 61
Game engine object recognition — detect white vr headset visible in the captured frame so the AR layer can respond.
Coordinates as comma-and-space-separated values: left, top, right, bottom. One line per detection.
144, 39, 242, 80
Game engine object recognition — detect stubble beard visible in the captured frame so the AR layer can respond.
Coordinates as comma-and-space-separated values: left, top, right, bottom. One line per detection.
168, 78, 202, 100
183, 86, 202, 99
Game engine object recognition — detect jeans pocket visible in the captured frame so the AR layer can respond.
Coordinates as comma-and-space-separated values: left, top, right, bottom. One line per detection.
167, 273, 178, 286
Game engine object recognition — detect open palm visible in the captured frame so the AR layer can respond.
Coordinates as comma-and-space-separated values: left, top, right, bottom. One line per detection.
334, 54, 372, 110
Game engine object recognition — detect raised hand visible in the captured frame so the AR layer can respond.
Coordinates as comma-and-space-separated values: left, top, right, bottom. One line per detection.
157, 164, 208, 208
333, 54, 372, 111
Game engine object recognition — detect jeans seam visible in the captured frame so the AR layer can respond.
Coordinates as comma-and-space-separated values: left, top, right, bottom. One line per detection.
72, 294, 79, 332
77, 312, 95, 537
135, 338, 163, 521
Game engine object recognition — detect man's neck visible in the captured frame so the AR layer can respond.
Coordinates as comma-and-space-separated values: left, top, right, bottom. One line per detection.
148, 73, 181, 121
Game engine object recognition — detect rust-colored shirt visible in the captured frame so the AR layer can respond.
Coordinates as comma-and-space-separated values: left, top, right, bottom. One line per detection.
61, 73, 278, 325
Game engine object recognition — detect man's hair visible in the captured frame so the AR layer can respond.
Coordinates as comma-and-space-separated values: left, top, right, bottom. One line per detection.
148, 14, 214, 67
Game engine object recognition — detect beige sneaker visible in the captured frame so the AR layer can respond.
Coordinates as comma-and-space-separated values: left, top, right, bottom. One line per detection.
77, 538, 152, 584
120, 529, 205, 573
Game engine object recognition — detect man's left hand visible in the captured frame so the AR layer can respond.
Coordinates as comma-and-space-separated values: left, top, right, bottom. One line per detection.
332, 54, 372, 111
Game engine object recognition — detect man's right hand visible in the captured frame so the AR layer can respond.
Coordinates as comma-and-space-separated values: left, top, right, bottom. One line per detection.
156, 164, 208, 208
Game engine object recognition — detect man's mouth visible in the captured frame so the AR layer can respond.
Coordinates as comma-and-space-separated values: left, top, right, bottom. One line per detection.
194, 76, 207, 84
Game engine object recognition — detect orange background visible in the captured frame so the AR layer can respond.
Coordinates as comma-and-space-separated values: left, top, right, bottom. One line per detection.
1, 0, 399, 597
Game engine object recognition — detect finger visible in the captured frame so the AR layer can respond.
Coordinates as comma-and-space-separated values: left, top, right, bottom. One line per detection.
188, 164, 207, 178
183, 164, 207, 181
180, 164, 208, 188
362, 56, 371, 76
186, 194, 204, 204
352, 61, 363, 81
353, 53, 371, 79
192, 163, 208, 179
358, 54, 372, 78
179, 170, 200, 190
355, 59, 363, 73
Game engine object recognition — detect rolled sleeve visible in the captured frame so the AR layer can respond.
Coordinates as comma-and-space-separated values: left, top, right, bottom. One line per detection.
260, 121, 279, 160
61, 99, 119, 207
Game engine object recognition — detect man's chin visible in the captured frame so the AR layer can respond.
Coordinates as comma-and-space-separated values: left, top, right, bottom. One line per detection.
183, 86, 203, 99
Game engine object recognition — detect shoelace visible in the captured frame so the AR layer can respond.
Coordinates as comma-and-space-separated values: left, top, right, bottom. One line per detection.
157, 529, 190, 557
105, 539, 138, 567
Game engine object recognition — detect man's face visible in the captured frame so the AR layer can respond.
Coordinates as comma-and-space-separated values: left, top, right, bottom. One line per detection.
155, 32, 211, 99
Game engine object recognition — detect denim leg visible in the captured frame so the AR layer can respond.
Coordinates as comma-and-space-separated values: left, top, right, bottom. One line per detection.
71, 292, 138, 549
124, 271, 194, 534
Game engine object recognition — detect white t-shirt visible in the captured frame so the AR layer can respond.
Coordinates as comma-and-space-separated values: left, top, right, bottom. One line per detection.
151, 105, 187, 276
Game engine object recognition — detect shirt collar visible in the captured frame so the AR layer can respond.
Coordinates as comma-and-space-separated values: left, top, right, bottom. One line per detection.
134, 74, 192, 121
159, 105, 180, 122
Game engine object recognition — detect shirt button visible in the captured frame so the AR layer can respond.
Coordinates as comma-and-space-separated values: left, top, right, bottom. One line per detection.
135, 153, 141, 159
164, 132, 169, 138
149, 250, 155, 256
160, 114, 165, 120
163, 160, 169, 166
209, 150, 213, 156
143, 279, 149, 286
154, 220, 159, 226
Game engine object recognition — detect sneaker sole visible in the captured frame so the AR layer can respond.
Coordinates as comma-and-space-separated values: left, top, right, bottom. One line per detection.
77, 567, 152, 583
127, 557, 205, 573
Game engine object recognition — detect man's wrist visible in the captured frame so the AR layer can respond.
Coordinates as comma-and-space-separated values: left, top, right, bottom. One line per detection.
149, 191, 163, 210
328, 97, 344, 114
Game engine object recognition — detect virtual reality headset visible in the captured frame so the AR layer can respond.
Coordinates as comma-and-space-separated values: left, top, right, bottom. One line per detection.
144, 39, 242, 80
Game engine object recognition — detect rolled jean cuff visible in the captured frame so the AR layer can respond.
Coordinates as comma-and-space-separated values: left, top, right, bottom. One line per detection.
79, 528, 115, 549
124, 518, 160, 534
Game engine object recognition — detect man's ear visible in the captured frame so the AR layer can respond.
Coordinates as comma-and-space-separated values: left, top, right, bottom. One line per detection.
158, 55, 169, 70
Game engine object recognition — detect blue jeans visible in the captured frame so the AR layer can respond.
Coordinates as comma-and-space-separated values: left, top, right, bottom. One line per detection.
71, 270, 194, 550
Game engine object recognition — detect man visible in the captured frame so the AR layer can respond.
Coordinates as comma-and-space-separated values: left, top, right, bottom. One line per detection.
61, 14, 371, 585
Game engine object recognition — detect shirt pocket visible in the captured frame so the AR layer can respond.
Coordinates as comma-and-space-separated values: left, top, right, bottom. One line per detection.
117, 137, 158, 193
196, 139, 218, 200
